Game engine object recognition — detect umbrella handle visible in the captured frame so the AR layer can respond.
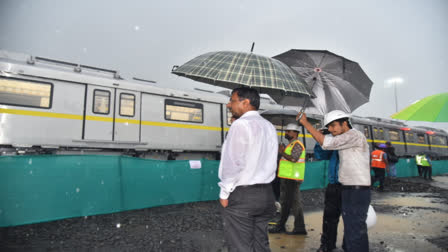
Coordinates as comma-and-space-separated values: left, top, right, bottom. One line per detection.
297, 76, 317, 120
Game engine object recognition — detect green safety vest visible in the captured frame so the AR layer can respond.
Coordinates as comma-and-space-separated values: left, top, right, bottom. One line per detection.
278, 139, 306, 180
416, 154, 430, 167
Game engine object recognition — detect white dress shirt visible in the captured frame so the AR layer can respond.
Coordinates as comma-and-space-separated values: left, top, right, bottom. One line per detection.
322, 129, 371, 186
218, 110, 278, 199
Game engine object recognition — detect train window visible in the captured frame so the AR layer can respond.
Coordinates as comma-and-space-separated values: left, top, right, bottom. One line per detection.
373, 127, 384, 140
313, 121, 322, 130
93, 89, 110, 114
417, 133, 425, 144
119, 93, 135, 117
226, 108, 233, 125
0, 77, 52, 108
165, 99, 203, 123
405, 132, 414, 142
363, 126, 370, 138
389, 130, 400, 141
431, 135, 447, 145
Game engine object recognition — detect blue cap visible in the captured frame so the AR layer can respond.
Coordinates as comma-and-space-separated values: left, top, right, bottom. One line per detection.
378, 144, 387, 148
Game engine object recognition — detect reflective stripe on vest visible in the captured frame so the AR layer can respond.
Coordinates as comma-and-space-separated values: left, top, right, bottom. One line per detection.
278, 139, 306, 180
371, 150, 386, 169
416, 154, 430, 166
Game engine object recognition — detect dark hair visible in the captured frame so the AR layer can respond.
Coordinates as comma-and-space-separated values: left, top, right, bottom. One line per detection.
333, 118, 352, 129
231, 87, 260, 110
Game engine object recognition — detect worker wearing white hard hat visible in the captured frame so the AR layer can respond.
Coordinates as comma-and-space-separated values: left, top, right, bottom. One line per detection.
297, 111, 371, 252
269, 122, 307, 235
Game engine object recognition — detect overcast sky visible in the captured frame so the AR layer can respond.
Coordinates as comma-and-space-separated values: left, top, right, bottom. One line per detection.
1, 0, 447, 131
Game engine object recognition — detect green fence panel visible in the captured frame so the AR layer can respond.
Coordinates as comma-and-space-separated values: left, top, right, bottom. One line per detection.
0, 155, 121, 227
395, 158, 418, 177
120, 157, 220, 210
301, 161, 327, 190
0, 155, 447, 227
432, 160, 448, 175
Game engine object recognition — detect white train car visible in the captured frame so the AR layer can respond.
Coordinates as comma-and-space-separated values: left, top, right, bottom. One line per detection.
1, 50, 447, 160
1, 50, 271, 159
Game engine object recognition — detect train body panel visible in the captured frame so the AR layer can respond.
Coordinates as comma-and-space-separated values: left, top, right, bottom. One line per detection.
0, 50, 447, 159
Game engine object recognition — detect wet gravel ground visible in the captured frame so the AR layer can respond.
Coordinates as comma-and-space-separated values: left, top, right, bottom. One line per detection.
1, 175, 447, 251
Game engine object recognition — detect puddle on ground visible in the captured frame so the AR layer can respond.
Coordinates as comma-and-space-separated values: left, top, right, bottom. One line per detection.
269, 192, 448, 251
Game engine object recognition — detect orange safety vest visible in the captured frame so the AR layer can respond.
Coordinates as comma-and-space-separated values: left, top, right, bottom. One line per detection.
371, 149, 386, 169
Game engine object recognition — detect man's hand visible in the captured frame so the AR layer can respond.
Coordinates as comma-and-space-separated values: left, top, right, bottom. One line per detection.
220, 198, 228, 208
278, 143, 285, 154
296, 112, 308, 125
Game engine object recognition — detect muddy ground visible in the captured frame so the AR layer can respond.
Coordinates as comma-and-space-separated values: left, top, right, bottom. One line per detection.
1, 175, 447, 251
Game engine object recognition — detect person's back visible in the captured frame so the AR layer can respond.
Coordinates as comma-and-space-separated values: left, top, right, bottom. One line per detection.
224, 111, 278, 184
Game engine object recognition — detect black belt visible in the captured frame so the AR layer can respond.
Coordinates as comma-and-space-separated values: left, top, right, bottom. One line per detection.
239, 183, 271, 188
341, 185, 370, 190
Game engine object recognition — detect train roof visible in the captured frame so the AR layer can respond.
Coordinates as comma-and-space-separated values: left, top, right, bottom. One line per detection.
0, 50, 230, 104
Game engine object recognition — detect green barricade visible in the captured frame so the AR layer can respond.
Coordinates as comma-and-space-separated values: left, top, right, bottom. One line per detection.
301, 160, 327, 190
0, 155, 447, 227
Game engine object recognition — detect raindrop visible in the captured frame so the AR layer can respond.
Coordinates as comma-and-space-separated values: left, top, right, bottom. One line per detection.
134, 25, 140, 31
29, 170, 33, 175
76, 188, 80, 193
84, 216, 88, 220
161, 175, 164, 179
65, 192, 69, 195
101, 180, 104, 185
97, 227, 99, 231
116, 223, 121, 228
146, 225, 148, 229
82, 48, 87, 53
28, 159, 32, 165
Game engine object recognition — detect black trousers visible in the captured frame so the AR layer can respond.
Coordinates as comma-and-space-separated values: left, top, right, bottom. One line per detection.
221, 184, 276, 252
417, 165, 423, 176
319, 183, 342, 251
371, 168, 386, 190
278, 179, 306, 231
423, 165, 432, 179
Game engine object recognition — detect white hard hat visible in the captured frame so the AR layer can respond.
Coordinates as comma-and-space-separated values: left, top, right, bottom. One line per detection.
285, 123, 300, 132
323, 110, 351, 127
366, 205, 377, 229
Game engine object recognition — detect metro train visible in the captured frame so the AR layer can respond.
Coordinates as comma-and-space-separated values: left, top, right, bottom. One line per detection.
0, 50, 447, 160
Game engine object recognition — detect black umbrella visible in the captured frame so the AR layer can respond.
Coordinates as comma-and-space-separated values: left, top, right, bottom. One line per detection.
273, 49, 374, 114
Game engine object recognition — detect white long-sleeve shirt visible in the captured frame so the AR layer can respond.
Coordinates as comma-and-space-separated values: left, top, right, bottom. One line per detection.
322, 129, 371, 186
218, 110, 278, 199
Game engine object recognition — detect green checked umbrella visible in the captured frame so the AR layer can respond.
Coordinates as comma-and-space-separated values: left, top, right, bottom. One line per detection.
171, 51, 311, 103
391, 92, 448, 122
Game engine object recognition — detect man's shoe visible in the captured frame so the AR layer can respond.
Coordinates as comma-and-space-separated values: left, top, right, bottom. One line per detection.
268, 225, 285, 233
286, 229, 307, 235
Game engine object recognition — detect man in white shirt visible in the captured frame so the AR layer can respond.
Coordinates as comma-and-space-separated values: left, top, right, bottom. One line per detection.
219, 87, 278, 252
297, 110, 371, 252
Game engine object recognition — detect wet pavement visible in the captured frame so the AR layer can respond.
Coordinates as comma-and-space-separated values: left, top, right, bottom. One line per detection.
1, 175, 447, 251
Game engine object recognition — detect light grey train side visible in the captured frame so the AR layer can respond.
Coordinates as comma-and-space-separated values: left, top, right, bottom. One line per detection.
1, 50, 447, 160
0, 50, 279, 159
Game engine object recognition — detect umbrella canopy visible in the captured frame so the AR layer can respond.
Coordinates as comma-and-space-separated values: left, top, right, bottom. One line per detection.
273, 49, 374, 114
172, 51, 311, 103
391, 92, 448, 122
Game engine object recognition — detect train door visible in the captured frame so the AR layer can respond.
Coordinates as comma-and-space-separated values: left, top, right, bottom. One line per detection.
114, 89, 140, 142
84, 85, 115, 141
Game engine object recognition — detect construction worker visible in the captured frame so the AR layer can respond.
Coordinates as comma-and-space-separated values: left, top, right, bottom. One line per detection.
416, 153, 432, 180
269, 123, 307, 235
297, 110, 371, 252
371, 144, 388, 191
